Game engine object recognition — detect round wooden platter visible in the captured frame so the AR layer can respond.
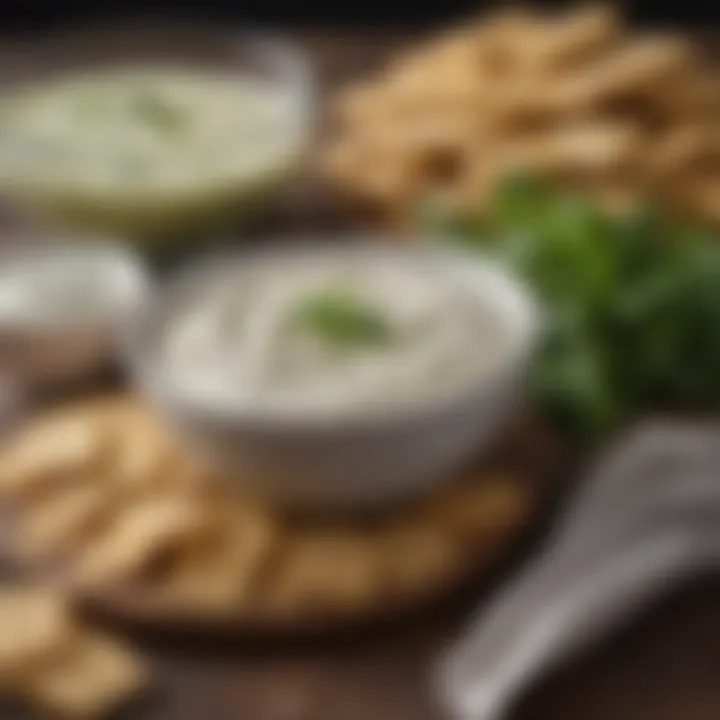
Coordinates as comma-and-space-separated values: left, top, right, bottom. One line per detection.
0, 395, 564, 636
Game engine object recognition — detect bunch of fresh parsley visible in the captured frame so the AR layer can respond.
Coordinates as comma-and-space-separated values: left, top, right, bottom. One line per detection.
425, 178, 720, 444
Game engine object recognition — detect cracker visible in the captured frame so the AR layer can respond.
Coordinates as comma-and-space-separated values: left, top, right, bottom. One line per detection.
267, 533, 382, 614
378, 523, 467, 598
0, 413, 107, 502
74, 497, 212, 588
682, 175, 720, 224
0, 586, 149, 717
429, 476, 533, 540
19, 485, 116, 559
0, 589, 71, 691
156, 508, 278, 612
519, 5, 621, 73
537, 35, 694, 112
110, 412, 184, 493
29, 632, 149, 719
651, 125, 720, 177
503, 122, 641, 176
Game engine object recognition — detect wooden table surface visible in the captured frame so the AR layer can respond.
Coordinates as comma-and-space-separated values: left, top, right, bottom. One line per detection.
2, 25, 720, 720
128, 573, 720, 720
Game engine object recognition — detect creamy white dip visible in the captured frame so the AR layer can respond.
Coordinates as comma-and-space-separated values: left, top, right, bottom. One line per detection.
158, 251, 513, 418
0, 69, 298, 198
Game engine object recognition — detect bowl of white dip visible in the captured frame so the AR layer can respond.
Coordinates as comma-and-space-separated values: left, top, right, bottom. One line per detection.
125, 240, 539, 512
0, 29, 313, 242
0, 240, 149, 386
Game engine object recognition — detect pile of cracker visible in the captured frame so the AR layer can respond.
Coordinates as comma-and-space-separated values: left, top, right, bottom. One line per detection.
0, 587, 147, 717
0, 396, 533, 629
323, 5, 720, 223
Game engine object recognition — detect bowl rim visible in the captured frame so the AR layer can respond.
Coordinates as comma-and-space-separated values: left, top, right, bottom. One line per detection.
0, 22, 315, 104
123, 236, 542, 435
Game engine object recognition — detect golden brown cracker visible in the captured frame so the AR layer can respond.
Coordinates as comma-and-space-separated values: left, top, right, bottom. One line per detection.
518, 5, 621, 74
429, 476, 533, 540
74, 497, 212, 588
0, 589, 71, 691
28, 632, 149, 719
0, 413, 106, 502
377, 522, 467, 599
267, 532, 383, 614
19, 484, 116, 559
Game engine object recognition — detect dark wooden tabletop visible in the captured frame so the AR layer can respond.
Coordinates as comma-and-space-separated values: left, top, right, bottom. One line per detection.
2, 26, 720, 720
128, 573, 720, 720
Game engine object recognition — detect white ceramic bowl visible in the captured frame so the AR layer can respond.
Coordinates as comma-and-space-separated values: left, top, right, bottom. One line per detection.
0, 27, 315, 243
125, 241, 540, 513
0, 239, 149, 386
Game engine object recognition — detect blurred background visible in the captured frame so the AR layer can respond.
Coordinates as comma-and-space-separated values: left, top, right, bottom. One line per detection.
0, 0, 717, 28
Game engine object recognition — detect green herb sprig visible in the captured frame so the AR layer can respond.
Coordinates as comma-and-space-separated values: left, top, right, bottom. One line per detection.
294, 288, 391, 348
132, 90, 186, 133
425, 176, 720, 444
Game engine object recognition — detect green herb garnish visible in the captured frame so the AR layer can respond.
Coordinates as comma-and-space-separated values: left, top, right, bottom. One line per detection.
294, 288, 391, 348
425, 175, 720, 445
132, 90, 185, 133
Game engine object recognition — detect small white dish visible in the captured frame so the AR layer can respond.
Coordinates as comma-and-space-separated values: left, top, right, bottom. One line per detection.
0, 239, 149, 386
125, 240, 540, 513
